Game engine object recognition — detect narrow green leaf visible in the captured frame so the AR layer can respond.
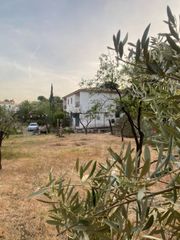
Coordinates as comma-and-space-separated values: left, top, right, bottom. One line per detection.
143, 38, 149, 62
113, 35, 118, 52
70, 192, 79, 205
116, 30, 121, 45
125, 153, 133, 178
49, 170, 54, 183
141, 24, 151, 48
143, 215, 154, 230
140, 159, 150, 178
75, 158, 79, 172
166, 35, 180, 53
160, 209, 171, 221
108, 147, 122, 165
80, 166, 84, 179
167, 6, 176, 27
135, 39, 141, 62
47, 220, 60, 226
57, 180, 63, 196
124, 142, 132, 160
119, 142, 125, 157
88, 161, 97, 178
107, 46, 115, 51
28, 187, 49, 198
163, 20, 169, 25
119, 41, 124, 58
64, 179, 71, 196
67, 186, 74, 202
83, 160, 93, 172
165, 212, 174, 225
92, 187, 96, 207
168, 22, 179, 40
144, 145, 151, 162
128, 42, 136, 47
122, 32, 128, 45
36, 198, 57, 204
139, 146, 151, 179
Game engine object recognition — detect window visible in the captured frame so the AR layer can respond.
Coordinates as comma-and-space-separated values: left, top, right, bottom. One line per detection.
96, 115, 100, 120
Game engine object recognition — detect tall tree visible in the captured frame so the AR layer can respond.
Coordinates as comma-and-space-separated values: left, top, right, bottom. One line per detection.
49, 83, 55, 111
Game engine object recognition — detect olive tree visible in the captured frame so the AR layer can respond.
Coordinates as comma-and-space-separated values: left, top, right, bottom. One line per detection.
33, 6, 180, 240
0, 107, 16, 169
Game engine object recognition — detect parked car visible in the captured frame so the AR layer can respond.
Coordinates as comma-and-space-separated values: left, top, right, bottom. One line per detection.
27, 122, 39, 132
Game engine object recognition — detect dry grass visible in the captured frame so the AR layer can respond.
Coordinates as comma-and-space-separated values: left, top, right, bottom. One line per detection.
0, 133, 136, 240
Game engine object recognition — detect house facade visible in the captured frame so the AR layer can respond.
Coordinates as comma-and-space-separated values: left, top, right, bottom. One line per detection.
0, 99, 19, 112
63, 89, 119, 130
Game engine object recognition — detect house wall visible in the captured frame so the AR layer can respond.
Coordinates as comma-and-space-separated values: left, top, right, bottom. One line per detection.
63, 90, 118, 129
0, 101, 19, 112
64, 94, 80, 113
79, 91, 117, 112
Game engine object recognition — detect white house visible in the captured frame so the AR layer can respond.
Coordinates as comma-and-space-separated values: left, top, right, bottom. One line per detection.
63, 88, 119, 130
0, 99, 19, 112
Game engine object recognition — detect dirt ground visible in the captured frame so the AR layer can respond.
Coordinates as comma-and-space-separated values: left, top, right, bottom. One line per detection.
0, 133, 136, 240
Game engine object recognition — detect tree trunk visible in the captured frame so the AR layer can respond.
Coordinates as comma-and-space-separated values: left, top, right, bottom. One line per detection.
109, 119, 113, 135
0, 131, 4, 170
79, 119, 88, 135
120, 119, 127, 142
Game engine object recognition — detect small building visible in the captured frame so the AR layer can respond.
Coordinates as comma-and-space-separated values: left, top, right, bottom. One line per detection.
62, 88, 119, 131
0, 99, 19, 112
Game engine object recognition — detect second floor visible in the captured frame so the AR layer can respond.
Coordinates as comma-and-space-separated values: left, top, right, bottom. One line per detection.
63, 88, 118, 114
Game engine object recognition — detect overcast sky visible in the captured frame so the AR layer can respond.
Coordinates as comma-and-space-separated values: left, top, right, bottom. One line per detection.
0, 0, 180, 103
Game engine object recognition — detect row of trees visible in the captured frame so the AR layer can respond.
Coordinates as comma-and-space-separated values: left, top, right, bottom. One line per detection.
17, 85, 65, 127
34, 6, 180, 239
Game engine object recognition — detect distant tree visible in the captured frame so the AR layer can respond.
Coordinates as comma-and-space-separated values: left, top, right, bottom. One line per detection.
16, 100, 33, 123
52, 110, 65, 127
17, 86, 66, 131
49, 84, 55, 112
53, 96, 63, 110
37, 96, 48, 102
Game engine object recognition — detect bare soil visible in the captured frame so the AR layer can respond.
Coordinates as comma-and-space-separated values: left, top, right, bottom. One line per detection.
0, 133, 137, 240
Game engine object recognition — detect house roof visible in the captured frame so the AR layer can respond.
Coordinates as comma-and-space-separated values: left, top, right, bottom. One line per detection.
62, 88, 118, 99
0, 99, 15, 105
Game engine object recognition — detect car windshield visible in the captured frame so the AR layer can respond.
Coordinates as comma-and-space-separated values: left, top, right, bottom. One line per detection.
30, 123, 38, 126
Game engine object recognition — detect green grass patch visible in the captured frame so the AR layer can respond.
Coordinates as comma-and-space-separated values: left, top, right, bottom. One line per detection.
2, 146, 33, 160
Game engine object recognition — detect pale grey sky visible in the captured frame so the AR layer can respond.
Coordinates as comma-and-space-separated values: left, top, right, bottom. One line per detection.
0, 0, 180, 102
